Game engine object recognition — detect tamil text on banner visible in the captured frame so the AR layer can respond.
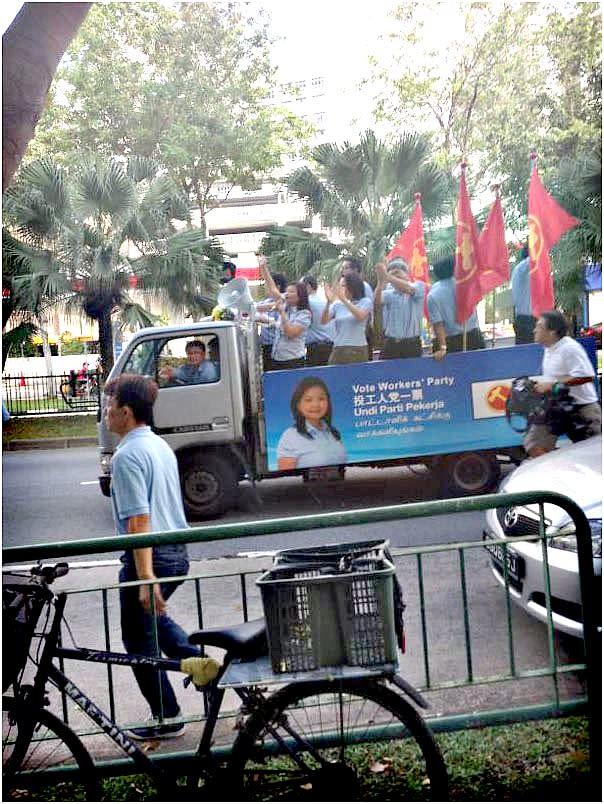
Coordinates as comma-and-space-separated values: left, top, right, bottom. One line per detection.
262, 345, 544, 472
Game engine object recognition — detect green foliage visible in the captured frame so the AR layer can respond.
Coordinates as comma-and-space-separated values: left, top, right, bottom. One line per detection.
369, 2, 601, 230
28, 3, 311, 229
272, 130, 449, 282
3, 155, 224, 374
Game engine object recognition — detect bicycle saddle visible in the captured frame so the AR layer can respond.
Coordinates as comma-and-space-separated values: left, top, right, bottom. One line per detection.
188, 617, 267, 659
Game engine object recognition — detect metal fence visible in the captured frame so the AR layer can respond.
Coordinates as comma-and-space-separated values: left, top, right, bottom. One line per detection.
2, 371, 101, 416
2, 491, 600, 781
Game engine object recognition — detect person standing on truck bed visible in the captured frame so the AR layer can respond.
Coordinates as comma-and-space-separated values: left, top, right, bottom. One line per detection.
511, 245, 535, 345
104, 373, 199, 741
524, 309, 601, 457
301, 274, 334, 367
374, 257, 426, 359
427, 254, 485, 360
340, 256, 375, 360
158, 340, 218, 385
258, 256, 311, 370
256, 269, 288, 372
322, 272, 372, 364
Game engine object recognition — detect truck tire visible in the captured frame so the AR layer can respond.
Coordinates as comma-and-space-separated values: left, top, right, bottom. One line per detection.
439, 452, 501, 497
179, 453, 237, 519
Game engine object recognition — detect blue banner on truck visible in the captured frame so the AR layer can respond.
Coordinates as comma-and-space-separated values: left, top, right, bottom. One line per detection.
262, 344, 544, 472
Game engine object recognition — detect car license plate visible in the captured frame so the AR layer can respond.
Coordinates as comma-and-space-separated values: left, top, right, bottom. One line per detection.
482, 532, 524, 583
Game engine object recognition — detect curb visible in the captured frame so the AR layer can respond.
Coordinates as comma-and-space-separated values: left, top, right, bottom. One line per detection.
3, 436, 98, 451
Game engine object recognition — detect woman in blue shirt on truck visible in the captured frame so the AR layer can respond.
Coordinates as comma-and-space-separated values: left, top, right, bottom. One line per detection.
277, 377, 348, 470
321, 273, 372, 364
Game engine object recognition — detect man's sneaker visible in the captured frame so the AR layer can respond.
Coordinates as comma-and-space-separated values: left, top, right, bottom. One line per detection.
127, 716, 185, 741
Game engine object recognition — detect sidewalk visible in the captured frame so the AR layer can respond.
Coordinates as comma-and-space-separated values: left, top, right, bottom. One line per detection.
3, 436, 98, 450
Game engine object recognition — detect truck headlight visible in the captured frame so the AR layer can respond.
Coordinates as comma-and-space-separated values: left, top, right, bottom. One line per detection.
549, 519, 602, 559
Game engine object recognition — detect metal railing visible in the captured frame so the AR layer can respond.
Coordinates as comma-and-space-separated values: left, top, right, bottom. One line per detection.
3, 491, 600, 780
2, 371, 101, 416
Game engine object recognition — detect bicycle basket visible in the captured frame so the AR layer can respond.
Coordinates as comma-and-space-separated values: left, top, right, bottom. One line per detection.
2, 581, 50, 692
258, 542, 400, 673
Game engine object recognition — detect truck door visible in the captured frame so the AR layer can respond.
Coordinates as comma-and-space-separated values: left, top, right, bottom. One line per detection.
120, 331, 236, 450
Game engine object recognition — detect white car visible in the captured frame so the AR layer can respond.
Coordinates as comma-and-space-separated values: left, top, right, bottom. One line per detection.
483, 436, 602, 638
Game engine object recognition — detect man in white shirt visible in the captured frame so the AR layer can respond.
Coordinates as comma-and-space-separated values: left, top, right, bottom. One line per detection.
525, 310, 601, 457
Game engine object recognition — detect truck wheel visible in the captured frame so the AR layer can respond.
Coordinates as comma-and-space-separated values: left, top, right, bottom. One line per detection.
439, 452, 501, 497
179, 453, 237, 519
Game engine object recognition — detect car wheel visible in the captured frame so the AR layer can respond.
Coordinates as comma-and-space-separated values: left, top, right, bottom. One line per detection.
179, 453, 237, 519
439, 452, 501, 497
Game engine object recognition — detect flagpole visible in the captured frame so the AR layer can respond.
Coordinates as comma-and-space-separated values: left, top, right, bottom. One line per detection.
490, 184, 501, 348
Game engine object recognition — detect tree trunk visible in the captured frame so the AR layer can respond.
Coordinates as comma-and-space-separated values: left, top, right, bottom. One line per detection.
97, 310, 114, 380
2, 2, 91, 191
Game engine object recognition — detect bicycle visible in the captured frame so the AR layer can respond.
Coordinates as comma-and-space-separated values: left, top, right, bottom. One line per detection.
2, 559, 449, 801
58, 372, 99, 407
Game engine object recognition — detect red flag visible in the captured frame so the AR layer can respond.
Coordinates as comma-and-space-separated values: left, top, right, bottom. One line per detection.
478, 194, 509, 294
387, 195, 429, 286
528, 163, 579, 317
387, 194, 430, 316
455, 167, 483, 324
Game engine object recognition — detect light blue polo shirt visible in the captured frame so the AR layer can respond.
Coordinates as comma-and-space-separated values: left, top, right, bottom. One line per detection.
426, 277, 480, 335
272, 307, 311, 362
511, 258, 532, 316
381, 282, 425, 339
306, 292, 333, 344
328, 297, 373, 346
276, 421, 348, 468
110, 427, 188, 536
174, 360, 218, 384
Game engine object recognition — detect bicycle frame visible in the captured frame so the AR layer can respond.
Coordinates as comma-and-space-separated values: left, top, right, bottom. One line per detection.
6, 589, 307, 788
6, 590, 253, 787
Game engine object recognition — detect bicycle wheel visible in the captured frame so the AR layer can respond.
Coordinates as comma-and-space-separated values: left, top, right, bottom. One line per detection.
58, 382, 75, 408
228, 678, 448, 801
3, 706, 101, 801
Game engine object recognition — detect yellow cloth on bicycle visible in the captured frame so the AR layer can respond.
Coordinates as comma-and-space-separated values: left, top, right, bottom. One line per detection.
180, 657, 220, 686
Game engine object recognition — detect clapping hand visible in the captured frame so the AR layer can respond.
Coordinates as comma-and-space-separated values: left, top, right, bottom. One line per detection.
375, 261, 388, 283
324, 284, 337, 303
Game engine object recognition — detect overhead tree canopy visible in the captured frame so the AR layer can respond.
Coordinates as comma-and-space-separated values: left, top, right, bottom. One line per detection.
368, 2, 601, 229
28, 2, 311, 233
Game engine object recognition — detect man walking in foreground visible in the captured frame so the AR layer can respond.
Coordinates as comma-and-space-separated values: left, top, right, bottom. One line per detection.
104, 374, 198, 740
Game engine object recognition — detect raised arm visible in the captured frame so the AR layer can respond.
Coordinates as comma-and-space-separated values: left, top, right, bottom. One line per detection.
258, 255, 283, 301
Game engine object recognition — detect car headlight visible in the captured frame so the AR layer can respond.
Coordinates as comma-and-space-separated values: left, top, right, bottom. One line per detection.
548, 519, 602, 558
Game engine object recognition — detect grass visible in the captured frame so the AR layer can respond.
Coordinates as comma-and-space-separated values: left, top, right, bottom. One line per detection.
2, 414, 97, 445
16, 716, 592, 801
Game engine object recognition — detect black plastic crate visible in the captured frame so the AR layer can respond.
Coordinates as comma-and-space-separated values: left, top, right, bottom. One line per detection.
258, 548, 397, 673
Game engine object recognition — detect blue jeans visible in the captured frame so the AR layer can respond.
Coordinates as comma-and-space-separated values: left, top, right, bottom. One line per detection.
119, 548, 198, 719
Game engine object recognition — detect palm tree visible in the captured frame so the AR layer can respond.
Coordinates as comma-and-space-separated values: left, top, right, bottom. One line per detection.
3, 155, 224, 376
262, 130, 450, 282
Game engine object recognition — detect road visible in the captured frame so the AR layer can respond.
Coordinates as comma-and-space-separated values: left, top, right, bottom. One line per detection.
3, 446, 488, 559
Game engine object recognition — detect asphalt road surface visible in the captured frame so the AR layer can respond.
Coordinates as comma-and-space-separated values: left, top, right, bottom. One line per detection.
3, 446, 488, 559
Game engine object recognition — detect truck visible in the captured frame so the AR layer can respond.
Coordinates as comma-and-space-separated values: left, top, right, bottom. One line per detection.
97, 306, 548, 519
